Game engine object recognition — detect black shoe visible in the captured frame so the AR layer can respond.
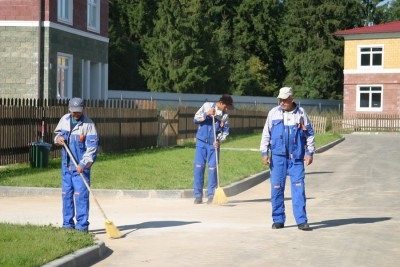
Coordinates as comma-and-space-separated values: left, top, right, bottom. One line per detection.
298, 223, 312, 231
207, 197, 213, 204
194, 198, 203, 204
271, 223, 284, 229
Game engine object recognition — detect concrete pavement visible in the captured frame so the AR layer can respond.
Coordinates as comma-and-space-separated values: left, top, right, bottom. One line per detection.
1, 133, 400, 266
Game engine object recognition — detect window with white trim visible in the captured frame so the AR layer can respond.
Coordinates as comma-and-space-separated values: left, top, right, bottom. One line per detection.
57, 0, 73, 24
57, 53, 73, 100
357, 86, 382, 111
87, 0, 100, 33
358, 46, 383, 68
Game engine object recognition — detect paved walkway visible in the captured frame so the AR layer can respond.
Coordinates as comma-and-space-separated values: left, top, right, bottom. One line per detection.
1, 133, 400, 267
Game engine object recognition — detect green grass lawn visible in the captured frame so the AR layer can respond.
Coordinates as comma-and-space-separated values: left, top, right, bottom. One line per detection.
0, 223, 94, 267
0, 133, 341, 190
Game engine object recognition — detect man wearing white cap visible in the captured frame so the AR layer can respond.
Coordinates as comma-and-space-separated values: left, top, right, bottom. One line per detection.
260, 87, 315, 231
54, 97, 99, 232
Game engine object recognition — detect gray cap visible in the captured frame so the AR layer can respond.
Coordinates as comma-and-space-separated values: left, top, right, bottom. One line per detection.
69, 98, 84, 112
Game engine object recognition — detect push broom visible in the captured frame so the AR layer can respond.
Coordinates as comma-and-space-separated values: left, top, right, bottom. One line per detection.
63, 143, 122, 239
211, 115, 228, 205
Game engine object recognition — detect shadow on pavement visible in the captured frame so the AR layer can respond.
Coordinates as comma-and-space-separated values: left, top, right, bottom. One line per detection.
285, 217, 391, 230
91, 220, 200, 236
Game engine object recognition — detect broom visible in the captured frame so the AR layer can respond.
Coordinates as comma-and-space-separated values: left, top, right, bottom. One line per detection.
211, 115, 228, 205
63, 143, 122, 239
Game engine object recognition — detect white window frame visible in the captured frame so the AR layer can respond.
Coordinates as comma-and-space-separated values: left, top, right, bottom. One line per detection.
357, 45, 383, 69
87, 0, 100, 33
57, 53, 73, 100
356, 85, 383, 112
57, 0, 73, 25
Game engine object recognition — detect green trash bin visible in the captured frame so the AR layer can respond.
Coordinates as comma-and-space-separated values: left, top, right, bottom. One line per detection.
29, 141, 52, 168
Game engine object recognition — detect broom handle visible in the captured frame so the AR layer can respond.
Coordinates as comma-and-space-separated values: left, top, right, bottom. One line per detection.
212, 115, 221, 187
63, 143, 109, 221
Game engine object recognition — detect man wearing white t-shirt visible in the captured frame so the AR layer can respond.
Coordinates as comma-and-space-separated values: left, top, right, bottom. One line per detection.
260, 87, 315, 231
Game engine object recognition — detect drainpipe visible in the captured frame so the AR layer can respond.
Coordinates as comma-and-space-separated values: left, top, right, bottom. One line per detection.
37, 0, 43, 101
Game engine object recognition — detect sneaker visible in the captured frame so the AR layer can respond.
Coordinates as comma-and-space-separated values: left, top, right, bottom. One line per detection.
271, 223, 284, 229
298, 223, 312, 231
207, 197, 213, 204
194, 198, 203, 204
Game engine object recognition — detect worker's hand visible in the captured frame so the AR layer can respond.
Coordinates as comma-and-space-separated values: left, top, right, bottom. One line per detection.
262, 156, 270, 165
206, 108, 216, 116
304, 155, 313, 166
76, 165, 84, 173
56, 136, 65, 145
213, 141, 220, 149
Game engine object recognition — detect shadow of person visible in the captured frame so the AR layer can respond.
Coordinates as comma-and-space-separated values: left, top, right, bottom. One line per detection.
307, 217, 392, 230
91, 220, 200, 237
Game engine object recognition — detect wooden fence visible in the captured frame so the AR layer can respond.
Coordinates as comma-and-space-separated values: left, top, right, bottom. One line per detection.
5, 98, 395, 166
0, 99, 270, 166
332, 114, 400, 133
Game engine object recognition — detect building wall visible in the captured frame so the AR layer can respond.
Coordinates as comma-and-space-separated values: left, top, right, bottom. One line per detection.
0, 26, 39, 98
344, 38, 400, 70
0, 0, 109, 99
343, 73, 400, 116
46, 28, 108, 98
47, 0, 109, 37
342, 34, 400, 116
0, 0, 40, 20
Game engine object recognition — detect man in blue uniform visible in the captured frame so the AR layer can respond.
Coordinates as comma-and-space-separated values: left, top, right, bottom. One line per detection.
54, 98, 98, 232
260, 87, 315, 231
193, 94, 233, 204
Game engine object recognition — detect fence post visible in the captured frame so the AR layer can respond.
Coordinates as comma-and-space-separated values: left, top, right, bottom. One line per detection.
158, 110, 179, 147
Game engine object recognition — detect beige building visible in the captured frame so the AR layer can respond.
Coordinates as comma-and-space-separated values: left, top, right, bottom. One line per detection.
335, 21, 400, 116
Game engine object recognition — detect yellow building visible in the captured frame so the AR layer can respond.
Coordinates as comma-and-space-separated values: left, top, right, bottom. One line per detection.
335, 21, 400, 116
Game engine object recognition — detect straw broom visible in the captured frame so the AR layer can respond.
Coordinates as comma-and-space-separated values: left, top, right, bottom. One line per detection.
211, 115, 228, 205
63, 143, 122, 239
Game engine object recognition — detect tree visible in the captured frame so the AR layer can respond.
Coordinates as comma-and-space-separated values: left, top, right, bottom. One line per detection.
383, 0, 400, 21
229, 0, 285, 96
108, 0, 157, 90
140, 0, 217, 93
280, 0, 364, 99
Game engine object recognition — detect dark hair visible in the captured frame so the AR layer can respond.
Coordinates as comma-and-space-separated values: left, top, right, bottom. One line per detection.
219, 94, 233, 107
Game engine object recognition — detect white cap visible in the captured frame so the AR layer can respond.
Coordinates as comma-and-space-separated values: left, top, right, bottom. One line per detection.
277, 87, 293, 99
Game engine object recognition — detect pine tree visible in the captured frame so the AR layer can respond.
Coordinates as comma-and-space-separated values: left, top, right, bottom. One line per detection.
280, 0, 363, 99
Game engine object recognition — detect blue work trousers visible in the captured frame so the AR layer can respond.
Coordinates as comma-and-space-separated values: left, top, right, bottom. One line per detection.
193, 140, 217, 198
61, 166, 90, 231
269, 155, 308, 225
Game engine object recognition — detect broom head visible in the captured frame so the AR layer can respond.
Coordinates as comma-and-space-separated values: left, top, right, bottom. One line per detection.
212, 186, 228, 205
105, 219, 122, 239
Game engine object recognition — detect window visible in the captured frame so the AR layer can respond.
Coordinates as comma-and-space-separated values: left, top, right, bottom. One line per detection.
57, 0, 73, 24
57, 53, 73, 99
87, 0, 100, 33
357, 86, 382, 111
359, 46, 383, 68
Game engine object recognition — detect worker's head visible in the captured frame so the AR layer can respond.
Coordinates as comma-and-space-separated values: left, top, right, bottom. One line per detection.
69, 97, 84, 120
218, 94, 234, 111
277, 87, 294, 111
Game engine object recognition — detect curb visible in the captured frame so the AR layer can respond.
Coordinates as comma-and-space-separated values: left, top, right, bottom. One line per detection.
42, 239, 106, 267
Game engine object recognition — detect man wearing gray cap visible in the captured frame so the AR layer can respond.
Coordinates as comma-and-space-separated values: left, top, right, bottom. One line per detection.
54, 97, 99, 232
260, 87, 315, 231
